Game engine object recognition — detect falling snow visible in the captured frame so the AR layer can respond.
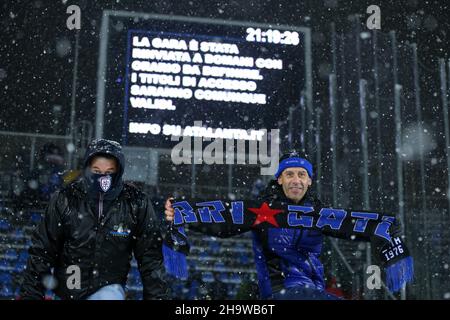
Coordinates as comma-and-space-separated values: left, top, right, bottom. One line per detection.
0, 0, 449, 302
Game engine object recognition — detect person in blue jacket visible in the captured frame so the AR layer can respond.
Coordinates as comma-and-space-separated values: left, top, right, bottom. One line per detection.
165, 151, 342, 300
250, 151, 339, 300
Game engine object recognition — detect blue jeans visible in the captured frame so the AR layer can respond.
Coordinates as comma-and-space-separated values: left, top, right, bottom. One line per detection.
272, 286, 342, 300
86, 284, 126, 300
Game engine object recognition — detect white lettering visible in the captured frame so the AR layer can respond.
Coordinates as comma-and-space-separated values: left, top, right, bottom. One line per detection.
194, 89, 266, 104
202, 65, 263, 80
197, 77, 257, 91
204, 54, 254, 67
200, 41, 239, 54
131, 61, 181, 74
151, 37, 188, 50
130, 97, 176, 110
129, 123, 161, 135
255, 58, 283, 69
132, 48, 191, 62
132, 36, 150, 47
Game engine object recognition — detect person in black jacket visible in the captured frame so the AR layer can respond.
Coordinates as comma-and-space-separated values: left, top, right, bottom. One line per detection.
20, 139, 171, 300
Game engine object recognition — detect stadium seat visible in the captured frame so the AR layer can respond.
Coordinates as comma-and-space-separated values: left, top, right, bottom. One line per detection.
5, 249, 17, 260
14, 261, 26, 273
0, 272, 12, 284
201, 272, 215, 283
0, 259, 9, 268
0, 219, 11, 231
30, 212, 42, 224
217, 273, 228, 282
18, 250, 28, 262
214, 261, 226, 272
12, 228, 24, 239
239, 253, 250, 264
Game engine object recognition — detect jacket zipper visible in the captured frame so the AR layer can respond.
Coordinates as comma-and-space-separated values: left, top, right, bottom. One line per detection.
98, 193, 104, 223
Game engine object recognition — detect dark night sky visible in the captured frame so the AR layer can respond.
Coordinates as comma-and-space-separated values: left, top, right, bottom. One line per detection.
0, 0, 449, 134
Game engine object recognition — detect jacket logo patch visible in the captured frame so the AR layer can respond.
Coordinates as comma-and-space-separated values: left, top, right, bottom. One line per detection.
99, 175, 112, 192
110, 223, 131, 237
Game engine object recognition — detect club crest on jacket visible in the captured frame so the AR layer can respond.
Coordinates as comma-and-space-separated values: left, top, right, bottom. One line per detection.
110, 223, 131, 237
99, 175, 112, 192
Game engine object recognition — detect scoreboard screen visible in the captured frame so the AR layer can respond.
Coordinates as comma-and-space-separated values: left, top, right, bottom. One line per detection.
97, 12, 311, 148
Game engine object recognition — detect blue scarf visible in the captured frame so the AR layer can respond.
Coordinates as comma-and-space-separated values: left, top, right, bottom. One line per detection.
162, 199, 414, 294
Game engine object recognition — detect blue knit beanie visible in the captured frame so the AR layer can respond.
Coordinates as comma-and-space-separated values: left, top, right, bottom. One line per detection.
274, 157, 313, 179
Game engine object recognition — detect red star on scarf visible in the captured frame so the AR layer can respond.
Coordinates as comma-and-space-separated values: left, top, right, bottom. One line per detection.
248, 202, 284, 227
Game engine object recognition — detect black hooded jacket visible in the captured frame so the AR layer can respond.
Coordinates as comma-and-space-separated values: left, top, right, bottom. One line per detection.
20, 139, 168, 300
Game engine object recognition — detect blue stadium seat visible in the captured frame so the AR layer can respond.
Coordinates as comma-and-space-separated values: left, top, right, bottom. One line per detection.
217, 273, 228, 282
5, 249, 17, 260
239, 253, 250, 264
209, 241, 220, 254
201, 272, 214, 283
188, 259, 197, 268
198, 251, 208, 261
214, 261, 226, 271
14, 261, 26, 273
12, 228, 24, 239
0, 219, 11, 231
0, 259, 10, 269
0, 272, 12, 284
18, 250, 28, 262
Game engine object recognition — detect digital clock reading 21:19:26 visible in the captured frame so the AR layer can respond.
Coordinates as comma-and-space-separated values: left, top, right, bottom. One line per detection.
245, 27, 300, 45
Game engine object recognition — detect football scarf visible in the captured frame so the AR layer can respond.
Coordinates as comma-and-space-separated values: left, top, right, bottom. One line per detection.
162, 198, 414, 294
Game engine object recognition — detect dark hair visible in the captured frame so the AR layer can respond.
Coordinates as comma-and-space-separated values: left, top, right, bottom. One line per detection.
87, 153, 118, 166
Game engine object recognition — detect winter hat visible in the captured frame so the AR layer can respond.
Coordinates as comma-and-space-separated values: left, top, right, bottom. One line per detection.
84, 139, 125, 178
274, 152, 313, 179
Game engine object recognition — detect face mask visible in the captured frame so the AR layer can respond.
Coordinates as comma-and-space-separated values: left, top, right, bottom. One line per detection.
88, 172, 118, 194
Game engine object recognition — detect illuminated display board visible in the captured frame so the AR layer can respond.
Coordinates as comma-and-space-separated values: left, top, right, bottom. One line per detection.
96, 12, 311, 148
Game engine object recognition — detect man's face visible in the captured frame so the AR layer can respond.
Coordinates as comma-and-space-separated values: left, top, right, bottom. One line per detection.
277, 167, 312, 203
90, 156, 118, 175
